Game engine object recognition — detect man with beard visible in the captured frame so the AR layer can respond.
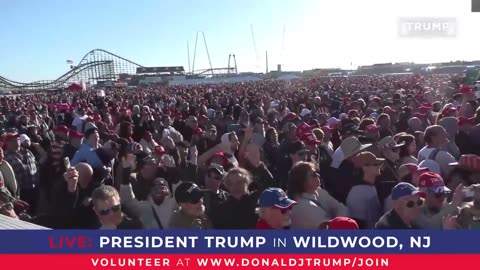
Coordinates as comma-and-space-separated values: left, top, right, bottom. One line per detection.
168, 181, 212, 229
120, 153, 177, 229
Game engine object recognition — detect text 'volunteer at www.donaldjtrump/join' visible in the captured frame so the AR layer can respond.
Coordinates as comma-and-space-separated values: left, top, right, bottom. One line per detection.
90, 256, 389, 268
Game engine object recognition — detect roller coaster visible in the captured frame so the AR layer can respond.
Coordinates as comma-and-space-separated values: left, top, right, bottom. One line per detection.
1, 48, 239, 92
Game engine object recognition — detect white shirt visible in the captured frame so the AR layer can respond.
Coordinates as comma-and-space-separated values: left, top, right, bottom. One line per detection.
330, 147, 345, 169
72, 115, 87, 132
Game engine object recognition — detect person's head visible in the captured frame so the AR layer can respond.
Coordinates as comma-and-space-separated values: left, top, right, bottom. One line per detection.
186, 116, 198, 129
287, 162, 320, 198
312, 128, 324, 143
224, 167, 252, 199
19, 115, 28, 125
102, 141, 119, 160
205, 164, 226, 191
143, 131, 153, 142
150, 178, 170, 205
377, 113, 391, 129
19, 134, 31, 148
138, 156, 159, 180
424, 125, 449, 148
378, 136, 403, 162
257, 187, 297, 229
288, 141, 307, 163
359, 118, 375, 131
221, 132, 240, 152
69, 131, 83, 148
162, 115, 172, 127
365, 124, 380, 141
300, 133, 321, 153
320, 126, 334, 141
391, 182, 426, 225
84, 122, 100, 146
319, 217, 359, 230
4, 133, 20, 152
265, 127, 279, 145
398, 163, 429, 186
408, 117, 422, 132
352, 151, 384, 182
174, 182, 206, 217
204, 124, 217, 140
397, 134, 416, 157
458, 116, 476, 132
285, 122, 297, 141
92, 185, 123, 227
176, 141, 189, 159
418, 172, 451, 211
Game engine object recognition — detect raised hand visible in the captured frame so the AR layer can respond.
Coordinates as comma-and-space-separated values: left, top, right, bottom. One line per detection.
244, 143, 261, 168
63, 167, 79, 193
162, 155, 176, 168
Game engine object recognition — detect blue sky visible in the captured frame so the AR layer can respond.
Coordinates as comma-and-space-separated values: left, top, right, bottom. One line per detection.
1, 0, 479, 82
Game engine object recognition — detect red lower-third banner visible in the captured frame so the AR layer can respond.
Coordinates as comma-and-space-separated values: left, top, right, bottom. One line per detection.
1, 254, 479, 270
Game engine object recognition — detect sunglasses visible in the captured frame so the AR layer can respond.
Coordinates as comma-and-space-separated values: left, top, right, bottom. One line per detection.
0, 202, 13, 212
406, 199, 424, 208
98, 204, 121, 216
279, 208, 291, 215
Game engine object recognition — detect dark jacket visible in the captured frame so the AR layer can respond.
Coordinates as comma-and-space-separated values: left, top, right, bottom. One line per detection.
375, 208, 421, 229
212, 192, 258, 229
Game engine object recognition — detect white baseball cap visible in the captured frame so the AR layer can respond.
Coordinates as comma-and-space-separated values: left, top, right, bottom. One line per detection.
20, 134, 30, 144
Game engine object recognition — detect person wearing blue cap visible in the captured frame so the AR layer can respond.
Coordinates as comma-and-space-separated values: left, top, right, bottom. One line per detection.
375, 182, 426, 229
256, 187, 297, 229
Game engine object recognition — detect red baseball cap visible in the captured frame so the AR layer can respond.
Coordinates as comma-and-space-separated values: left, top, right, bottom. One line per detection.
53, 125, 70, 134
366, 124, 379, 133
418, 172, 451, 194
193, 127, 205, 136
398, 163, 430, 179
198, 114, 208, 121
296, 122, 313, 138
459, 85, 474, 94
457, 116, 476, 127
324, 217, 359, 230
441, 106, 457, 117
154, 146, 166, 156
69, 130, 83, 138
3, 132, 19, 144
300, 133, 321, 146
285, 112, 298, 121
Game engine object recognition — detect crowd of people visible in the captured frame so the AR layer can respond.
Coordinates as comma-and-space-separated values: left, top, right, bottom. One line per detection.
0, 73, 480, 230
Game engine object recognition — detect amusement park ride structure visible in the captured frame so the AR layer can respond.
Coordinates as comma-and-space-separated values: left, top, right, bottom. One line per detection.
1, 33, 238, 91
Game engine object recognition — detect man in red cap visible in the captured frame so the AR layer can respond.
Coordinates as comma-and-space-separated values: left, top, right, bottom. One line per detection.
415, 172, 464, 229
320, 217, 359, 230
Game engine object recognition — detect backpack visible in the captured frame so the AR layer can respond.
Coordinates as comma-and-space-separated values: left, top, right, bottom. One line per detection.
419, 148, 442, 174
